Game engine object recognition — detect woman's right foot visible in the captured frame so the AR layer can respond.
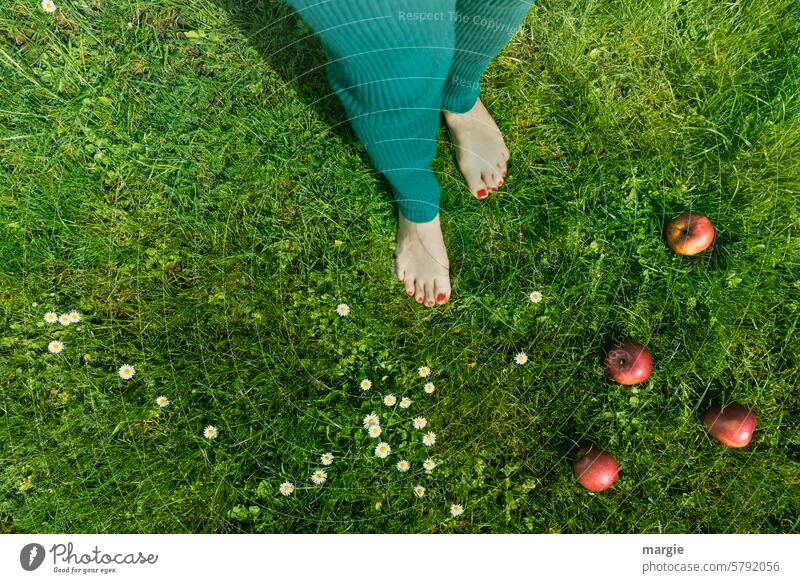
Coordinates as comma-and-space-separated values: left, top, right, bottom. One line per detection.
393, 212, 451, 306
443, 97, 509, 199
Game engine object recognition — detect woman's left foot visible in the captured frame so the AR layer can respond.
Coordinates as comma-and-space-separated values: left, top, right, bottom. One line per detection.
443, 98, 510, 199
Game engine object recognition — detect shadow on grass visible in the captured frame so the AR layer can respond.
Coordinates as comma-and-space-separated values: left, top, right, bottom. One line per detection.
217, 0, 356, 145
216, 0, 401, 220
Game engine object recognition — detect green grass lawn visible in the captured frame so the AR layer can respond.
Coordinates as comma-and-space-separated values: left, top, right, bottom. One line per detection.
1, 0, 799, 533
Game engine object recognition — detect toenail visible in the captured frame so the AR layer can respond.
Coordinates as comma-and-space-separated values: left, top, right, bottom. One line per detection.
407, 290, 414, 296
490, 187, 498, 192
417, 296, 424, 303
426, 300, 434, 306
477, 189, 487, 198
498, 179, 503, 186
437, 293, 446, 302
502, 171, 507, 177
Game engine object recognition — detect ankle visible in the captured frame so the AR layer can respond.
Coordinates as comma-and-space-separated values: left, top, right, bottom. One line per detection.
443, 97, 481, 119
399, 212, 440, 230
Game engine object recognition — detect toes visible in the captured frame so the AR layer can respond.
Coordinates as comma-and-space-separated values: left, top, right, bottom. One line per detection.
496, 161, 507, 180
483, 170, 502, 192
404, 277, 415, 297
424, 281, 436, 307
408, 277, 445, 307
464, 171, 488, 200
394, 259, 405, 282
491, 171, 502, 190
414, 278, 425, 304
434, 278, 451, 304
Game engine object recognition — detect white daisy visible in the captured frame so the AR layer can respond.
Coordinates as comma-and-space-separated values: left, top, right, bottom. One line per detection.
118, 364, 135, 379
47, 340, 63, 354
360, 378, 372, 391
203, 425, 218, 439
336, 303, 350, 317
414, 485, 426, 498
422, 431, 436, 446
450, 503, 464, 517
156, 396, 169, 407
44, 311, 58, 324
423, 382, 435, 394
362, 413, 380, 428
515, 352, 528, 365
68, 311, 81, 323
41, 0, 56, 13
383, 394, 396, 406
368, 425, 382, 438
418, 366, 431, 377
529, 291, 543, 303
279, 482, 294, 496
423, 458, 436, 471
396, 460, 410, 472
320, 452, 334, 465
399, 397, 411, 409
412, 417, 427, 430
31, 302, 39, 307
58, 314, 71, 325
374, 442, 391, 459
311, 469, 327, 485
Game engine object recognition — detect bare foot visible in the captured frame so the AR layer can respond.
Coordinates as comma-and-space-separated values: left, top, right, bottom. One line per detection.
443, 97, 510, 199
393, 212, 451, 306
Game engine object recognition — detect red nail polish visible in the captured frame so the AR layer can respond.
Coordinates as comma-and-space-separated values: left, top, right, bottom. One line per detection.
502, 171, 507, 177
477, 189, 487, 198
407, 290, 414, 296
417, 296, 424, 303
498, 179, 503, 186
437, 293, 446, 302
490, 187, 498, 192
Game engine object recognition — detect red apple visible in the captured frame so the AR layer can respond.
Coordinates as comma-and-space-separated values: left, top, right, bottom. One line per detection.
605, 341, 652, 385
572, 445, 619, 492
703, 403, 756, 448
665, 212, 715, 255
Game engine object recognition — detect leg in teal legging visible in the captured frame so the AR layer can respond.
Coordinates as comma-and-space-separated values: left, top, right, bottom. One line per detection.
282, 1, 532, 306
285, 0, 532, 221
286, 0, 456, 224
441, 0, 532, 197
443, 0, 533, 114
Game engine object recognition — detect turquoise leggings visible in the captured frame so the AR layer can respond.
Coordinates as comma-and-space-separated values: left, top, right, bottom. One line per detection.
285, 0, 533, 223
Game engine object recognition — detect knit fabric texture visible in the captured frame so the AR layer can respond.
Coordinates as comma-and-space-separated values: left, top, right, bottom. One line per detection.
285, 0, 532, 222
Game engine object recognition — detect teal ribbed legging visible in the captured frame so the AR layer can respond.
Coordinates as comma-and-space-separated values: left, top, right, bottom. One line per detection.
285, 0, 532, 223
